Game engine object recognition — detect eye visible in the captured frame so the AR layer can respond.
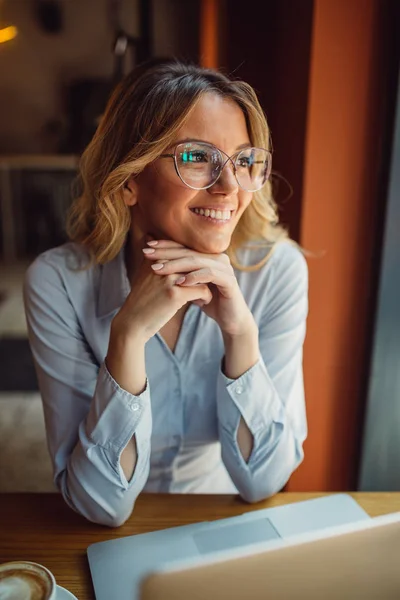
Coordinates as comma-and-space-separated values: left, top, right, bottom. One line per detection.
180, 151, 208, 163
237, 156, 253, 168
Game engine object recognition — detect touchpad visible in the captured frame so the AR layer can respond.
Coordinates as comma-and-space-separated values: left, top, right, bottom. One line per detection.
192, 518, 280, 554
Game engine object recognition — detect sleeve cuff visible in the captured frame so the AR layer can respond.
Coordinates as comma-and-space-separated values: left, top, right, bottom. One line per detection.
217, 358, 284, 436
85, 361, 151, 451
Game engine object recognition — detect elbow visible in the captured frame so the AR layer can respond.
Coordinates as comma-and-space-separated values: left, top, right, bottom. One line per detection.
79, 503, 134, 528
239, 448, 305, 505
84, 497, 135, 528
96, 510, 132, 528
64, 496, 134, 528
59, 478, 135, 528
239, 483, 280, 505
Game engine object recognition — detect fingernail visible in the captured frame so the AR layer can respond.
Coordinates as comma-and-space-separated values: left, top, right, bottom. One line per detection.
147, 240, 158, 246
142, 248, 155, 254
175, 276, 186, 285
151, 263, 164, 271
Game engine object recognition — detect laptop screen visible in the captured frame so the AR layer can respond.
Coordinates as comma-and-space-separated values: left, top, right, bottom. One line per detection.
140, 518, 400, 600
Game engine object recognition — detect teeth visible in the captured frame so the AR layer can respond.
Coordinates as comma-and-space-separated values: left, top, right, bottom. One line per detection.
192, 208, 232, 221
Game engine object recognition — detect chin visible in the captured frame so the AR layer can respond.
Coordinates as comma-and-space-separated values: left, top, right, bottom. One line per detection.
189, 236, 230, 255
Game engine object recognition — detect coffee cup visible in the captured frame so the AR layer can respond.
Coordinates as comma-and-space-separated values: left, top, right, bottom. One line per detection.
0, 561, 56, 600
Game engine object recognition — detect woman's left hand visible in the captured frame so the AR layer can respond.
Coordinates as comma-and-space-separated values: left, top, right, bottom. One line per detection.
143, 240, 256, 337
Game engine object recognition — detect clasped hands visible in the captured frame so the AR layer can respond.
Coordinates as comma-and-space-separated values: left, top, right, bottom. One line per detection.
142, 239, 255, 338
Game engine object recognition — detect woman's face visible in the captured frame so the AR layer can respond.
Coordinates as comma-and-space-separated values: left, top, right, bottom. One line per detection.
126, 93, 253, 254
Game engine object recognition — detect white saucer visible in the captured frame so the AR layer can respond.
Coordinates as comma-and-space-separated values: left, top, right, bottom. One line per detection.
57, 585, 78, 599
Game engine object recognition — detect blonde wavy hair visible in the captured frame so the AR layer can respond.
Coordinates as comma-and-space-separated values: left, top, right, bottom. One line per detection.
67, 60, 287, 271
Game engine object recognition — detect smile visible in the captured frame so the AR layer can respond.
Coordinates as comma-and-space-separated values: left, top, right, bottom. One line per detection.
190, 207, 233, 222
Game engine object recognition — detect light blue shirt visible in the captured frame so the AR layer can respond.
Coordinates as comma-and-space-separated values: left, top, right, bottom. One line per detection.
23, 240, 308, 527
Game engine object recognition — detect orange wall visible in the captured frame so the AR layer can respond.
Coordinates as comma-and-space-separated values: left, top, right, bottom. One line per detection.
287, 0, 383, 490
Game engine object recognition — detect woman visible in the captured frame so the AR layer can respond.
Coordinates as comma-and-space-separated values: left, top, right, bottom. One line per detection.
24, 61, 308, 527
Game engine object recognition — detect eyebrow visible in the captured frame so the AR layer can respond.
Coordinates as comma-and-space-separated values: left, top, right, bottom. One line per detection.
172, 138, 252, 151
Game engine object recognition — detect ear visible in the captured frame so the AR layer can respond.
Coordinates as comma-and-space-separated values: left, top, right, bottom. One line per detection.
123, 176, 138, 207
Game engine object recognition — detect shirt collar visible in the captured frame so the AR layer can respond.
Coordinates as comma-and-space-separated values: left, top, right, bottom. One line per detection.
96, 244, 131, 319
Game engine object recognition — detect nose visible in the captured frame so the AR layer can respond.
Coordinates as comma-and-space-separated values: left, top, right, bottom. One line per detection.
209, 159, 238, 195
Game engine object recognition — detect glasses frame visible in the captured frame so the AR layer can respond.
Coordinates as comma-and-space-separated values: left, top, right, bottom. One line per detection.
160, 141, 272, 192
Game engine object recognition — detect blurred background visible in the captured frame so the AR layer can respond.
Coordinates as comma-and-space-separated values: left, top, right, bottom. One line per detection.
0, 0, 399, 496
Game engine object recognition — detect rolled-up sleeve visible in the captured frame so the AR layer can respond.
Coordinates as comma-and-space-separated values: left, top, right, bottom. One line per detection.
217, 246, 308, 503
23, 257, 152, 527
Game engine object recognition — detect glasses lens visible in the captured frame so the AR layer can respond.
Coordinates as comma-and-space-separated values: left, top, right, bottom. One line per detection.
235, 148, 271, 192
175, 142, 222, 189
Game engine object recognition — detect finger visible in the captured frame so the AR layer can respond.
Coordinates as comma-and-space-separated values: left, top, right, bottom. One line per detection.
166, 276, 212, 305
181, 283, 213, 305
144, 233, 155, 244
192, 298, 209, 308
150, 257, 230, 275
150, 259, 169, 270
177, 268, 236, 298
143, 247, 220, 261
146, 239, 186, 249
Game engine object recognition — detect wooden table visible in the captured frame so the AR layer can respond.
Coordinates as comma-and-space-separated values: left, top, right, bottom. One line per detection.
1, 492, 399, 599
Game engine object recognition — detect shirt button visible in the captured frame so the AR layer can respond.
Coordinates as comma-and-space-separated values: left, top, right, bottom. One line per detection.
130, 402, 140, 412
236, 386, 243, 395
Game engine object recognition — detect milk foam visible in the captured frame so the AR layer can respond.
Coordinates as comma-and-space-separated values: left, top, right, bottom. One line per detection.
0, 575, 33, 599
0, 568, 50, 600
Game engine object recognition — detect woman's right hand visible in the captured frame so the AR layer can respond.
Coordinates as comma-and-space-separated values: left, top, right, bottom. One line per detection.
110, 257, 213, 344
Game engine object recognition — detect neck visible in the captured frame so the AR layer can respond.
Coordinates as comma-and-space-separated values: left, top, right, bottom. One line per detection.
124, 224, 147, 284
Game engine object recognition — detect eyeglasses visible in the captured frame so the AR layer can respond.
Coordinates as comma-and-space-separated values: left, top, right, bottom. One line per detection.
160, 141, 272, 192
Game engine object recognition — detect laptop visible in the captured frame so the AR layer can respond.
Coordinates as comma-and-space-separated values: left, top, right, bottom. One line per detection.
87, 494, 370, 600
139, 510, 400, 600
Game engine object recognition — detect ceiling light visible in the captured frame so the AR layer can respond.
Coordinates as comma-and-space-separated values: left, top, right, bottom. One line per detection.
0, 25, 18, 44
